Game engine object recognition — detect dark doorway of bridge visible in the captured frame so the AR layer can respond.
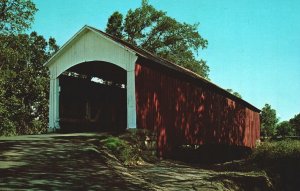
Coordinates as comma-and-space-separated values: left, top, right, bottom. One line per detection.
58, 61, 127, 132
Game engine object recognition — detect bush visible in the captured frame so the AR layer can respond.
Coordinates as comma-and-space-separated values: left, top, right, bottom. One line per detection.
0, 118, 16, 136
250, 140, 300, 190
251, 140, 300, 164
101, 136, 140, 165
31, 120, 47, 134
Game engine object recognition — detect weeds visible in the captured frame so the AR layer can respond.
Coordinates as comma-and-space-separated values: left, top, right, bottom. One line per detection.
251, 139, 300, 164
250, 139, 300, 190
101, 136, 140, 165
100, 129, 158, 165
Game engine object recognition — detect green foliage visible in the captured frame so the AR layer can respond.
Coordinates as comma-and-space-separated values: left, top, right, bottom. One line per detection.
226, 89, 242, 98
101, 136, 139, 164
0, 32, 58, 135
260, 104, 278, 138
289, 113, 300, 136
0, 0, 59, 136
105, 0, 209, 78
102, 136, 125, 151
251, 140, 300, 164
276, 121, 294, 137
105, 11, 123, 39
0, 0, 37, 34
0, 77, 16, 136
251, 140, 300, 190
250, 140, 300, 168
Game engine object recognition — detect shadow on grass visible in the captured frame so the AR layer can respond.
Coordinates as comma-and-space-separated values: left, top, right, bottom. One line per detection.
171, 144, 252, 164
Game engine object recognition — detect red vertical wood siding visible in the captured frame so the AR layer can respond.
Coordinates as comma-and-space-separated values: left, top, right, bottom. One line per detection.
135, 62, 260, 157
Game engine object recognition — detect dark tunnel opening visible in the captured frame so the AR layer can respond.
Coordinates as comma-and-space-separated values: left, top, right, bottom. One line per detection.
58, 61, 127, 133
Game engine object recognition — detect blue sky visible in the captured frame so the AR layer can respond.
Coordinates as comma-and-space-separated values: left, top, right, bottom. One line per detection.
31, 0, 300, 121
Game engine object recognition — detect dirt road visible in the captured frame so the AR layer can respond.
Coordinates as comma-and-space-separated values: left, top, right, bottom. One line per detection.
0, 134, 150, 190
0, 133, 272, 191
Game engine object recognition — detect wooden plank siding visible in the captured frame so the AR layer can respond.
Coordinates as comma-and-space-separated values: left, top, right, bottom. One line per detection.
135, 61, 260, 157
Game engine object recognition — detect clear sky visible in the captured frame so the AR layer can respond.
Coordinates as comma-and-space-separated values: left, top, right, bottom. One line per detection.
31, 0, 300, 121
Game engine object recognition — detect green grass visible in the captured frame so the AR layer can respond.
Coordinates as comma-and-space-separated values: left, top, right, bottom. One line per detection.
100, 129, 158, 165
101, 136, 126, 151
251, 139, 300, 164
101, 136, 140, 165
250, 139, 300, 190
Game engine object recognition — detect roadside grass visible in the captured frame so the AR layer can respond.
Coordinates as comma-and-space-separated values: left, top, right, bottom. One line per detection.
99, 129, 158, 165
100, 134, 141, 165
250, 139, 300, 190
178, 139, 300, 190
250, 139, 300, 166
97, 132, 300, 190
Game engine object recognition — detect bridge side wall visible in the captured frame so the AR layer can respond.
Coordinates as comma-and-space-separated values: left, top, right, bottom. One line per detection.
135, 61, 260, 157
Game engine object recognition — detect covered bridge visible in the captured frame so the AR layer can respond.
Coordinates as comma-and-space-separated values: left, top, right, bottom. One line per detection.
45, 25, 260, 156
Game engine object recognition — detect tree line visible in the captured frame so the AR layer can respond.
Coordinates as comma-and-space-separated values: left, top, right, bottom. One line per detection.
260, 103, 300, 138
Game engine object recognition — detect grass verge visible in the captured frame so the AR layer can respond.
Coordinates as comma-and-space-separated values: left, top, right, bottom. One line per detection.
101, 136, 140, 165
250, 139, 300, 190
100, 129, 158, 166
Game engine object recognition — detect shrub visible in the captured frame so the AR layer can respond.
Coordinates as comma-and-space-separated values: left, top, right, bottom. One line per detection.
250, 140, 300, 190
31, 119, 47, 134
101, 136, 139, 165
251, 140, 300, 164
0, 118, 16, 136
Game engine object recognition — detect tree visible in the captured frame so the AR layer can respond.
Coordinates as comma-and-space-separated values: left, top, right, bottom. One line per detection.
276, 121, 294, 137
105, 0, 209, 78
106, 11, 123, 39
0, 0, 37, 34
0, 0, 59, 136
260, 104, 278, 138
290, 113, 300, 136
226, 89, 242, 98
0, 32, 58, 135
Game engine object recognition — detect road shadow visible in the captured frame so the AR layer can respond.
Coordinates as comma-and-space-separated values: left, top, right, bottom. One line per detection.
0, 134, 149, 190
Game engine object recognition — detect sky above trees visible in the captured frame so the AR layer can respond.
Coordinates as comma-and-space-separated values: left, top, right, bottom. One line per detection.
30, 0, 300, 121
